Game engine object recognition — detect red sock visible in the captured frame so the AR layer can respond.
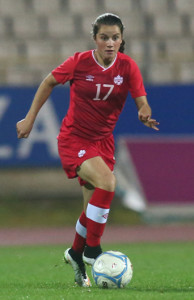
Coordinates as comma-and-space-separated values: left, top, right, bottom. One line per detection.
86, 187, 114, 247
72, 211, 87, 253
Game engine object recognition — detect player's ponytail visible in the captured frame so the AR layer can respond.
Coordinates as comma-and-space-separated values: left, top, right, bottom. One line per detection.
92, 13, 125, 53
119, 40, 125, 53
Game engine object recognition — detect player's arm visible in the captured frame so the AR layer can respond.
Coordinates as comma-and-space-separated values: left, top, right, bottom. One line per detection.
16, 73, 59, 139
134, 95, 159, 131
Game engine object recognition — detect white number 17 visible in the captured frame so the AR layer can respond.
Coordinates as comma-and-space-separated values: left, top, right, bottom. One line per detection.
93, 84, 114, 101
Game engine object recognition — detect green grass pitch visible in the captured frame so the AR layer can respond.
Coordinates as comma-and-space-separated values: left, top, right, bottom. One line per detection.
0, 242, 194, 300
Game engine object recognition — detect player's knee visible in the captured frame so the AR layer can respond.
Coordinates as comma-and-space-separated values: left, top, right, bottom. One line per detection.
97, 173, 116, 192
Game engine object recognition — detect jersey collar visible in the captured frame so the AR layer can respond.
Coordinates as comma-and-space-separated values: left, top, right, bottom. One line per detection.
92, 50, 117, 71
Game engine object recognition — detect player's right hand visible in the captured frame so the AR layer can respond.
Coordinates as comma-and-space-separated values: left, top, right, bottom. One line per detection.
16, 119, 33, 139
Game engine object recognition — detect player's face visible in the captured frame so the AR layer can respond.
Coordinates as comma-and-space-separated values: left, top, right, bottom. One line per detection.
94, 25, 122, 64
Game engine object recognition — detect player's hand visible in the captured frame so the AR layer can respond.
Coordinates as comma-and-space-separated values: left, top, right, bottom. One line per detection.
139, 114, 159, 131
16, 118, 33, 139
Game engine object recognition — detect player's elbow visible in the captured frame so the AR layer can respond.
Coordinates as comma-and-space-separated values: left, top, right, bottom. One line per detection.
43, 73, 59, 89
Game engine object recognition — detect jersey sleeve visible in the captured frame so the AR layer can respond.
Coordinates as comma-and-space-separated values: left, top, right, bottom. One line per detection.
51, 55, 75, 84
128, 59, 147, 98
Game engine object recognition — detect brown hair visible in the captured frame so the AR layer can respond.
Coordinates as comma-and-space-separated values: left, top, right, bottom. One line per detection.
92, 13, 125, 53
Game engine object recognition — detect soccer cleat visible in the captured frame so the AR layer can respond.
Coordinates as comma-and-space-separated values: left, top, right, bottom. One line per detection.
83, 245, 102, 266
83, 255, 96, 266
64, 248, 91, 287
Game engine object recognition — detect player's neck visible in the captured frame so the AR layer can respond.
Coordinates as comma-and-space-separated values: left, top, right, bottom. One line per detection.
94, 50, 115, 68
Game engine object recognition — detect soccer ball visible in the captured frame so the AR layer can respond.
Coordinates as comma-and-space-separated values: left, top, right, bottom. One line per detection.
92, 250, 133, 289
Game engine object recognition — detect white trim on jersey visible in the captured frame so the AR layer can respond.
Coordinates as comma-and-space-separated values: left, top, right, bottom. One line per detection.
75, 219, 87, 238
92, 50, 117, 72
86, 203, 110, 224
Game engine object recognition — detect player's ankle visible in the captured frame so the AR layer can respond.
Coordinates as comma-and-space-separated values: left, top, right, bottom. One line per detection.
69, 247, 82, 260
84, 244, 102, 259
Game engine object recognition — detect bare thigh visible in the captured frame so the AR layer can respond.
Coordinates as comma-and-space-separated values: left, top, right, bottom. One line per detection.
76, 156, 116, 192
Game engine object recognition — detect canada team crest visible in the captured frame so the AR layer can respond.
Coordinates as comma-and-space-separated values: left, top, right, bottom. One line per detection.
114, 75, 123, 85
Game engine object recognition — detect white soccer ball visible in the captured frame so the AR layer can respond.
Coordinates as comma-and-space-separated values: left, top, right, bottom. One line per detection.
92, 250, 133, 289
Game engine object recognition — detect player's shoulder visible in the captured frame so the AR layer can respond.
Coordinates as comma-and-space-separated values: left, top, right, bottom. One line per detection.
117, 52, 137, 65
73, 50, 93, 62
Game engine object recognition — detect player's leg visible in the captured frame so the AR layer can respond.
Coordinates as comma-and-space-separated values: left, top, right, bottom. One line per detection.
64, 185, 94, 286
77, 156, 116, 192
77, 156, 116, 265
58, 139, 92, 287
82, 183, 95, 212
71, 184, 94, 254
59, 136, 115, 280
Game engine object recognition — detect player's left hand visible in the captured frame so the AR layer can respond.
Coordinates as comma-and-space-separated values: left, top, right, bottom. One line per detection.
139, 114, 159, 131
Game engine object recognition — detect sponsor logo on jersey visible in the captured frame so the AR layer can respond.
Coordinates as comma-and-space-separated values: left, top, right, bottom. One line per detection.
86, 75, 95, 81
78, 149, 86, 157
114, 75, 123, 85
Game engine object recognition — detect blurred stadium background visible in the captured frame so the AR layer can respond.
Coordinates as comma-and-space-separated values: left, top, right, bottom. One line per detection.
1, 0, 194, 229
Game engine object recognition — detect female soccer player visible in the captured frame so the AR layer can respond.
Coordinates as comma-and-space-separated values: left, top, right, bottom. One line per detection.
16, 13, 159, 287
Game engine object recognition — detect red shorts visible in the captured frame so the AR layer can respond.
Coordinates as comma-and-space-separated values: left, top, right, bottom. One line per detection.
58, 134, 115, 185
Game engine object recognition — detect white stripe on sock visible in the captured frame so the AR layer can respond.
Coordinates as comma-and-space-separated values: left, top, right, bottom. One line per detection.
75, 219, 87, 238
86, 203, 110, 224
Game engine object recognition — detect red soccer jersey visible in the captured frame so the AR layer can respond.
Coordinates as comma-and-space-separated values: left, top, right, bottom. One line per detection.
52, 50, 147, 140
